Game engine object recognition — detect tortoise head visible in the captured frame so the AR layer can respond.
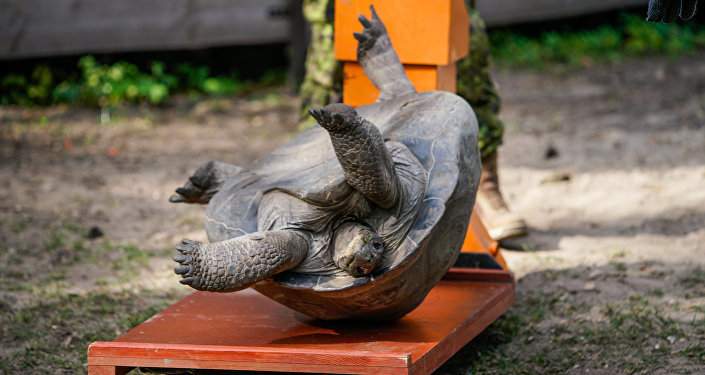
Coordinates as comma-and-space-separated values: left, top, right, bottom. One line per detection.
332, 221, 384, 277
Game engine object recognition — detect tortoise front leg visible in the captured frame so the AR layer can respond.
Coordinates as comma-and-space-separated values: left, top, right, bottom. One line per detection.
354, 5, 416, 101
169, 161, 242, 204
173, 230, 309, 292
310, 104, 401, 209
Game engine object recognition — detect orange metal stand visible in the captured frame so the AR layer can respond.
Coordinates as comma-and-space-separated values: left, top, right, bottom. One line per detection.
88, 268, 514, 375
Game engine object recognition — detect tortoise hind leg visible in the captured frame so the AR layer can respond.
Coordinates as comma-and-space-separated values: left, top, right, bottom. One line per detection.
169, 161, 242, 204
310, 104, 401, 209
173, 230, 309, 292
354, 5, 416, 101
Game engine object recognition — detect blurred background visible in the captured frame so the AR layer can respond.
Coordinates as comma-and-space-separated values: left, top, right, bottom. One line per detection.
3, 0, 704, 107
1, 1, 704, 374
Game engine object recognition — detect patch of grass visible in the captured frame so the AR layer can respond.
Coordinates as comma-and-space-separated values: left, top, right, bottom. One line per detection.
680, 266, 705, 285
679, 345, 705, 363
62, 223, 82, 233
44, 232, 66, 251
103, 242, 153, 271
45, 270, 67, 282
609, 260, 628, 272
680, 267, 705, 298
435, 310, 524, 374
0, 291, 172, 373
438, 274, 705, 374
610, 247, 629, 258
10, 218, 28, 233
490, 13, 705, 69
6, 270, 27, 279
596, 295, 684, 344
5, 283, 35, 292
8, 255, 23, 265
39, 222, 97, 265
5, 271, 69, 297
72, 239, 85, 252
520, 242, 538, 252
685, 291, 704, 299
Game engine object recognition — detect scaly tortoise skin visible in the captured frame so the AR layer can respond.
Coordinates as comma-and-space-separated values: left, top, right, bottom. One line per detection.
170, 6, 481, 320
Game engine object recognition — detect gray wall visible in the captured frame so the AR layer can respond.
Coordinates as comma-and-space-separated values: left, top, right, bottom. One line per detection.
0, 0, 647, 60
477, 0, 646, 26
1, 0, 293, 60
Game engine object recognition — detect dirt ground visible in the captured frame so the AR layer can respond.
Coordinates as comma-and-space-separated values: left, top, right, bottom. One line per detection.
1, 52, 704, 374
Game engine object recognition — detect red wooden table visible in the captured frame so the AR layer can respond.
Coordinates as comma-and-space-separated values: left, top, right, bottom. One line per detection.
88, 268, 514, 375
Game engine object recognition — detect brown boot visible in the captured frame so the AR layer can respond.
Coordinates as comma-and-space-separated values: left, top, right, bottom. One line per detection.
476, 150, 528, 241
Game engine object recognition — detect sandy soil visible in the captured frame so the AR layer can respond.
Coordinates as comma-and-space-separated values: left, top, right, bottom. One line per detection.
1, 53, 704, 374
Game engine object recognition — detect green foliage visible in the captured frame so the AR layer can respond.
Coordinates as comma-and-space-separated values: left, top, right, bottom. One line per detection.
1, 56, 285, 106
1, 67, 55, 105
491, 13, 705, 69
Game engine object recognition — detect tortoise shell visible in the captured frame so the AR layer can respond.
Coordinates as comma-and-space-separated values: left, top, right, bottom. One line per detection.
206, 91, 480, 320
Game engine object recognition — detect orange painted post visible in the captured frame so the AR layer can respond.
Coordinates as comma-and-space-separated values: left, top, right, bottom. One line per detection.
342, 62, 457, 107
335, 0, 468, 107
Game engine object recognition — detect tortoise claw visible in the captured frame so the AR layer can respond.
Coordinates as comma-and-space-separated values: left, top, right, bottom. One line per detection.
332, 113, 345, 124
355, 4, 386, 53
308, 108, 320, 121
189, 175, 207, 189
353, 32, 368, 43
358, 14, 372, 28
174, 265, 191, 275
310, 105, 352, 131
171, 160, 241, 204
369, 5, 380, 21
169, 194, 185, 203
175, 187, 194, 196
319, 108, 332, 123
310, 108, 333, 129
175, 243, 192, 253
173, 238, 205, 288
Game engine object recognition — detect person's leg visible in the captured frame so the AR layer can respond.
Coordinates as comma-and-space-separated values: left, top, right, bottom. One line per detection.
298, 0, 342, 128
457, 6, 528, 241
457, 7, 503, 159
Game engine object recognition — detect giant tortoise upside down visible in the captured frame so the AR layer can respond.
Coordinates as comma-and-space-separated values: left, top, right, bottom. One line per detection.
169, 6, 481, 320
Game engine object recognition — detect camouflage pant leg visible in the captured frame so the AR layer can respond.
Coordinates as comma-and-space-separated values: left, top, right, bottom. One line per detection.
456, 7, 504, 158
298, 0, 342, 128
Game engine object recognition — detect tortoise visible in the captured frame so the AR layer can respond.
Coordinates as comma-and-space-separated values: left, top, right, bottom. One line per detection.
169, 7, 481, 320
